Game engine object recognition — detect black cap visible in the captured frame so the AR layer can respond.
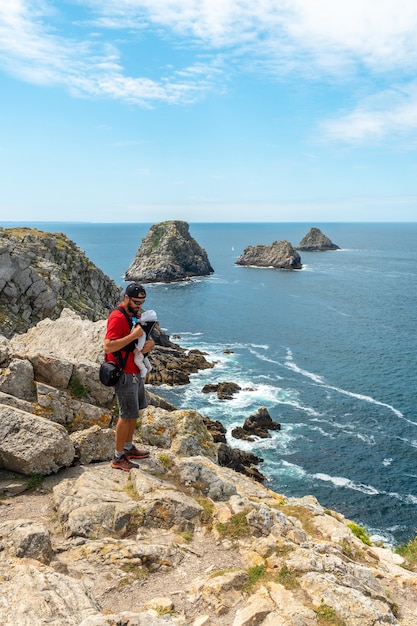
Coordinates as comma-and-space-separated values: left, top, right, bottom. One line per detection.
125, 283, 146, 298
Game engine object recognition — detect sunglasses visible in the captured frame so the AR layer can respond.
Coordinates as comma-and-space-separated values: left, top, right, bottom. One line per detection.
129, 296, 146, 305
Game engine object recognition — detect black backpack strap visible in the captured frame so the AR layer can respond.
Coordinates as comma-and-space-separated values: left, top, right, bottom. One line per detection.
112, 349, 129, 370
116, 306, 133, 329
110, 307, 135, 369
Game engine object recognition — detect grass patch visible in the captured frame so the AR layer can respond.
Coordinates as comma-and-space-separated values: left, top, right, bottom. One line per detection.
314, 602, 346, 626
395, 536, 417, 570
339, 538, 364, 560
273, 564, 299, 590
276, 503, 318, 538
157, 453, 174, 470
154, 606, 175, 616
26, 474, 43, 492
216, 510, 251, 540
69, 375, 89, 399
121, 562, 149, 581
242, 564, 267, 592
124, 480, 139, 500
195, 496, 215, 527
347, 522, 372, 546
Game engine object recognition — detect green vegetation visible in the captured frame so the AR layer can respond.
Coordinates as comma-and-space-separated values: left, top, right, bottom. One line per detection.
347, 522, 372, 546
395, 535, 417, 570
157, 453, 174, 470
195, 496, 215, 527
314, 601, 346, 626
216, 510, 251, 539
276, 503, 318, 538
121, 562, 148, 581
124, 480, 139, 499
274, 564, 299, 590
242, 564, 267, 592
69, 375, 89, 399
154, 606, 175, 616
26, 474, 43, 492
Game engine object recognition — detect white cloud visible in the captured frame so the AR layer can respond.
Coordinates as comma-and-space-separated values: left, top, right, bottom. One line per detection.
2, 0, 417, 138
0, 0, 223, 104
321, 83, 417, 142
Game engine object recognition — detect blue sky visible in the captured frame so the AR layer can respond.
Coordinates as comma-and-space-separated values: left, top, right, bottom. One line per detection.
1, 1, 417, 223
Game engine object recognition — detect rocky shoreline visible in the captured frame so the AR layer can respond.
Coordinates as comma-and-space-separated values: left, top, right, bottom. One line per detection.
1, 226, 417, 625
1, 312, 417, 625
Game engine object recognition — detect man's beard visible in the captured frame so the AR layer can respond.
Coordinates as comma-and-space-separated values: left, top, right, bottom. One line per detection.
125, 301, 139, 317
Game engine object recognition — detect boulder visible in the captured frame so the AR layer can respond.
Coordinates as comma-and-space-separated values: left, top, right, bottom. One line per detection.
0, 405, 75, 475
0, 519, 53, 564
297, 227, 340, 251
236, 240, 302, 270
125, 220, 214, 283
140, 406, 218, 462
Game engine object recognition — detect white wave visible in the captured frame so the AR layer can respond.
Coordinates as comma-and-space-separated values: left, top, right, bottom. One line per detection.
312, 473, 379, 495
355, 433, 376, 445
284, 348, 405, 420
386, 490, 417, 506
284, 350, 326, 384
369, 532, 395, 548
383, 458, 393, 467
226, 428, 289, 453
281, 460, 307, 478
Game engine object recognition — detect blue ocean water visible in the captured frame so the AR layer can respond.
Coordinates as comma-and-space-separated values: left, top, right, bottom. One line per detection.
5, 221, 417, 546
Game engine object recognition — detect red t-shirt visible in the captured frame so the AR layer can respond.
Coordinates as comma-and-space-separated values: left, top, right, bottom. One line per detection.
104, 304, 139, 374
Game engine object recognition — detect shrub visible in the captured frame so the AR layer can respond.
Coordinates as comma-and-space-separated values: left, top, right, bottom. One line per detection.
395, 535, 417, 570
216, 510, 251, 539
347, 522, 372, 546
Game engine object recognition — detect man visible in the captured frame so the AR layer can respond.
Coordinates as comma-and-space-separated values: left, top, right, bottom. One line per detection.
104, 283, 155, 471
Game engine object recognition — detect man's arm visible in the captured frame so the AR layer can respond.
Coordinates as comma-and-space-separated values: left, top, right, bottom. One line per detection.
104, 324, 144, 354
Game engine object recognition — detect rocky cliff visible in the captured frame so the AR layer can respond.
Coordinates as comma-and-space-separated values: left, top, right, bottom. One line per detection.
0, 227, 121, 338
1, 228, 417, 626
236, 240, 302, 270
125, 221, 214, 283
297, 228, 340, 251
1, 314, 417, 625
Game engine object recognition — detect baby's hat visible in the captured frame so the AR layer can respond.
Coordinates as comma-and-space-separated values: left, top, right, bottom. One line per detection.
140, 309, 157, 322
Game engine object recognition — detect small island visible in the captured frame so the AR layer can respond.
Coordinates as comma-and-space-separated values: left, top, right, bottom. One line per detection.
125, 220, 214, 283
297, 227, 340, 251
236, 240, 302, 270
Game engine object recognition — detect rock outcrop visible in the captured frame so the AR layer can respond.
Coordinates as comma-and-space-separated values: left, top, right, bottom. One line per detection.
236, 240, 302, 270
0, 227, 121, 338
1, 453, 417, 625
297, 227, 340, 251
201, 381, 242, 400
231, 407, 281, 441
125, 221, 214, 283
0, 310, 262, 481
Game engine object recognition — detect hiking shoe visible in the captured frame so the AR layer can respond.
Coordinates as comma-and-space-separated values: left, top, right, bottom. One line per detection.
124, 445, 150, 459
111, 454, 139, 471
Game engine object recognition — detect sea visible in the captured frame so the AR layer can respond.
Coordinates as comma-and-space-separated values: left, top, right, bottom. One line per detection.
4, 221, 417, 547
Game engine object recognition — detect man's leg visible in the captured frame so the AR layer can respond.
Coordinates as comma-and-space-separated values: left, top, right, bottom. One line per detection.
123, 378, 150, 459
115, 416, 137, 452
112, 374, 149, 470
112, 374, 141, 471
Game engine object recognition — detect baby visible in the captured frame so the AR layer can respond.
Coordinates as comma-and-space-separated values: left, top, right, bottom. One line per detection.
132, 309, 158, 377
